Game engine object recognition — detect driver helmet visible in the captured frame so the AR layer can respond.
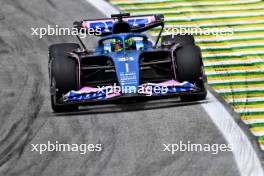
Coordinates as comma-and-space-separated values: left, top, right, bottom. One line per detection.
112, 38, 123, 51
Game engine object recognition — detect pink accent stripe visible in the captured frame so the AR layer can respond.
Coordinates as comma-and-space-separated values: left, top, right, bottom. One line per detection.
79, 87, 99, 93
171, 47, 177, 80
157, 79, 179, 86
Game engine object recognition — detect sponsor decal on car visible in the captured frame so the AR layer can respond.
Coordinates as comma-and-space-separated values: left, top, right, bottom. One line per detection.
82, 16, 156, 33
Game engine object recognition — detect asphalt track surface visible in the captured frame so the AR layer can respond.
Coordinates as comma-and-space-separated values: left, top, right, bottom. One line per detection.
0, 0, 240, 175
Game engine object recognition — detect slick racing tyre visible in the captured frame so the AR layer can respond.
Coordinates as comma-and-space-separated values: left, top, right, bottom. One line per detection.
49, 43, 80, 112
174, 45, 207, 101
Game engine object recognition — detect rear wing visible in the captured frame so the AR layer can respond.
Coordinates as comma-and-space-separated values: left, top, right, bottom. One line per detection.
73, 14, 164, 36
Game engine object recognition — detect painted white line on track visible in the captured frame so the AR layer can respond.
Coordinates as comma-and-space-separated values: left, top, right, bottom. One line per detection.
111, 0, 261, 5
235, 108, 264, 113
204, 60, 264, 66
202, 92, 264, 176
251, 131, 264, 137
261, 145, 264, 150
164, 12, 264, 21
243, 119, 264, 125
203, 51, 264, 58
85, 0, 264, 176
226, 97, 264, 103
200, 42, 264, 50
129, 5, 264, 14
206, 70, 264, 75
214, 87, 264, 93
208, 78, 264, 84
115, 0, 262, 8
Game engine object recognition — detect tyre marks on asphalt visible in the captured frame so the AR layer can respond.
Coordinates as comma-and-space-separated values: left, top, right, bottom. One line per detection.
0, 0, 102, 173
0, 0, 48, 170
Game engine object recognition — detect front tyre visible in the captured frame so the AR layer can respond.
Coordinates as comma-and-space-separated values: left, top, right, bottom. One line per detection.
175, 45, 207, 101
49, 43, 80, 112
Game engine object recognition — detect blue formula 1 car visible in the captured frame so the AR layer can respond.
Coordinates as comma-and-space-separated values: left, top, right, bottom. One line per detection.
48, 13, 207, 112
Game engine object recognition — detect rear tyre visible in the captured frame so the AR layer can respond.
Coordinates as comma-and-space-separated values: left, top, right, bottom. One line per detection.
49, 43, 80, 112
175, 45, 207, 101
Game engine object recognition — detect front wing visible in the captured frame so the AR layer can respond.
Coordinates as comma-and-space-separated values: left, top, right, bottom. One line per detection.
55, 80, 204, 106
